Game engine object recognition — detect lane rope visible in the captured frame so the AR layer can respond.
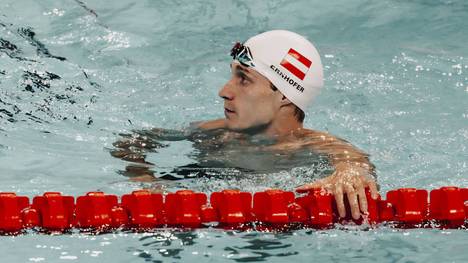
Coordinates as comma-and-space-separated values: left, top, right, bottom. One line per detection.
1, 186, 467, 234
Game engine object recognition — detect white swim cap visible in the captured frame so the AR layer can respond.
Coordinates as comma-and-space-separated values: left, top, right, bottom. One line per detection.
231, 30, 324, 111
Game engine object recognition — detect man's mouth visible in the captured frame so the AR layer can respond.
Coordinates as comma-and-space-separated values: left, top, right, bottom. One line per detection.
224, 107, 235, 116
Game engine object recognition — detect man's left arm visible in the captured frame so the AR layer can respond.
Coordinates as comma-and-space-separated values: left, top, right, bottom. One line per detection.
296, 131, 379, 220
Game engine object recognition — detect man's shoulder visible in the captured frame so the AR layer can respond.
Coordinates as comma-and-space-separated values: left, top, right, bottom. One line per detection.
266, 129, 329, 150
299, 128, 332, 140
192, 119, 227, 131
295, 128, 351, 147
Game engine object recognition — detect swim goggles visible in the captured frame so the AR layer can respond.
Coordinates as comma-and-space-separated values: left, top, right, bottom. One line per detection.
230, 42, 255, 68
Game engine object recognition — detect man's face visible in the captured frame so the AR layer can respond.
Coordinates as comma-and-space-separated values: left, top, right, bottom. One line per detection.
219, 63, 283, 131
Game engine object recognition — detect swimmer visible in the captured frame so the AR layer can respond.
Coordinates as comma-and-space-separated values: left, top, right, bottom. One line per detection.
112, 30, 379, 220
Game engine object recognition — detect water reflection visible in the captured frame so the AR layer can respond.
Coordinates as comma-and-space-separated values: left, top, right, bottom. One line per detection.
110, 128, 335, 186
127, 230, 303, 262
128, 231, 198, 261
225, 235, 300, 262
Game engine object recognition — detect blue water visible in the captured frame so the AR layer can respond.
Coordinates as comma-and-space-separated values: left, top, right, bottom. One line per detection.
1, 0, 467, 262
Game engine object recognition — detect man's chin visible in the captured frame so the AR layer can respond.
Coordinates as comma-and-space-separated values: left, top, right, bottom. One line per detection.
225, 119, 241, 131
225, 118, 248, 132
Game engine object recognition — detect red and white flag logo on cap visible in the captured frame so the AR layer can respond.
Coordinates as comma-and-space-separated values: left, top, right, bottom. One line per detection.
279, 48, 312, 80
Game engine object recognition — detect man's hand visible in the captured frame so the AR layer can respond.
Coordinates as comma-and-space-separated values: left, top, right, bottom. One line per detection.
296, 162, 379, 220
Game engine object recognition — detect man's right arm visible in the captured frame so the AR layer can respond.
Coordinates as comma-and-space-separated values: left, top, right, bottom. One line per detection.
296, 130, 379, 220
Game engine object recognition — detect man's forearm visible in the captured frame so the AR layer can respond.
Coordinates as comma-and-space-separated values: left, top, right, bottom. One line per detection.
306, 131, 376, 178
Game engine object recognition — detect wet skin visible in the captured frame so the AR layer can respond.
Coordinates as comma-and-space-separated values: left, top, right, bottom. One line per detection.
111, 62, 379, 220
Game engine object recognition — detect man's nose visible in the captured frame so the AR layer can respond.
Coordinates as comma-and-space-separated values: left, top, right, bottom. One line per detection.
218, 81, 234, 100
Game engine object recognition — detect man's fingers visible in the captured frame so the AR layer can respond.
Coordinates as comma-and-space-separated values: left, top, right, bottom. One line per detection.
345, 184, 360, 220
367, 180, 379, 200
356, 183, 368, 215
334, 184, 345, 218
110, 149, 131, 158
112, 140, 131, 148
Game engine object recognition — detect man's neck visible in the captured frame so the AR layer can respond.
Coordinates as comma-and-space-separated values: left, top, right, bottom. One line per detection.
237, 115, 304, 140
263, 115, 304, 138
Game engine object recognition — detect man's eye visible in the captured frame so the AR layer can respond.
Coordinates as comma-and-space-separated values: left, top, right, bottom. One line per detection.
240, 76, 247, 84
238, 74, 249, 85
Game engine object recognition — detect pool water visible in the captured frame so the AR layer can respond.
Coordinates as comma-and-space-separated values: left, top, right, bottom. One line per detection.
1, 0, 467, 262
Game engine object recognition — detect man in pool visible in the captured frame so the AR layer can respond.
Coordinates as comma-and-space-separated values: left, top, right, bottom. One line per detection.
112, 30, 379, 220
